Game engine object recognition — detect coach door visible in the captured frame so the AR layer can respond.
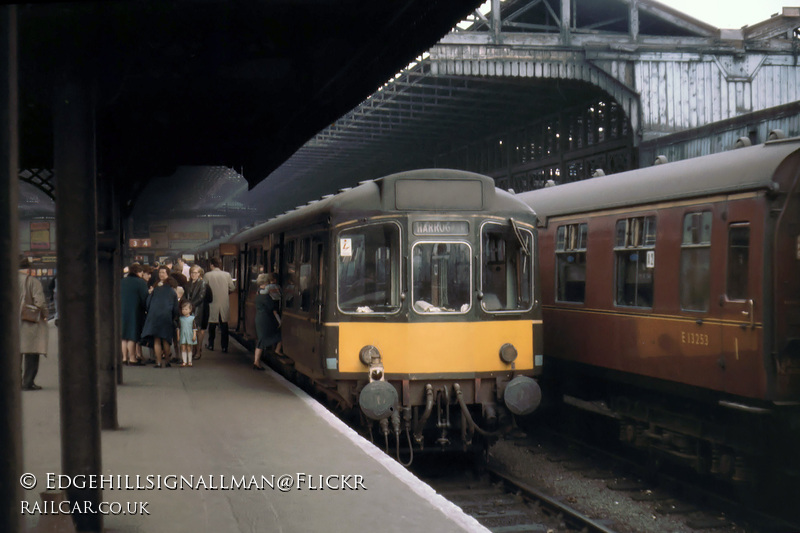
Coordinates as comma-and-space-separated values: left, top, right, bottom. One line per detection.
718, 200, 762, 398
773, 166, 800, 400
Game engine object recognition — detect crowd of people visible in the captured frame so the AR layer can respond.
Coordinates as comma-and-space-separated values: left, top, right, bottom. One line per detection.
121, 257, 216, 368
119, 256, 281, 371
18, 253, 283, 390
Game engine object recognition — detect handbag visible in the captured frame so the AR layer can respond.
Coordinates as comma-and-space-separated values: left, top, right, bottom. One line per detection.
21, 304, 40, 323
20, 275, 40, 323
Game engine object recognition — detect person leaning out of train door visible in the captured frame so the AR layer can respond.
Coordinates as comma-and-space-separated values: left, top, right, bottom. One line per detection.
18, 255, 48, 390
253, 273, 282, 370
204, 257, 234, 353
186, 264, 210, 359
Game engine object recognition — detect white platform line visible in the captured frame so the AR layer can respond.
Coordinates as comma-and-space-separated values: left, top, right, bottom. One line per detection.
265, 367, 490, 533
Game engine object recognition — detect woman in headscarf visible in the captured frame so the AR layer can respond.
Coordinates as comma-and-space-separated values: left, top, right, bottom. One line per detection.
140, 265, 179, 367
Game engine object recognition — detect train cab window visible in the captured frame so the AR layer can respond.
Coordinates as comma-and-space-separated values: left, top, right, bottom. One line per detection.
481, 221, 533, 311
614, 216, 656, 308
555, 223, 587, 303
680, 212, 712, 311
413, 241, 471, 314
337, 223, 401, 314
727, 224, 750, 300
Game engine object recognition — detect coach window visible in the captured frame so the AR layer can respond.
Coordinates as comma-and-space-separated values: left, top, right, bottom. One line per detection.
338, 223, 401, 314
614, 215, 656, 308
284, 240, 297, 309
299, 238, 312, 312
555, 223, 587, 303
680, 212, 712, 311
481, 221, 533, 311
727, 224, 750, 300
413, 241, 471, 314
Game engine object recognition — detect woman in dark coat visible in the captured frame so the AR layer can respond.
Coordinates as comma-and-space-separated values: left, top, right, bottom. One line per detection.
253, 273, 281, 370
120, 264, 148, 365
186, 265, 209, 359
140, 266, 179, 367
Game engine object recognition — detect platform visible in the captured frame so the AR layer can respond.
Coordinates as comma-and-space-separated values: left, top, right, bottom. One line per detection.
21, 324, 488, 533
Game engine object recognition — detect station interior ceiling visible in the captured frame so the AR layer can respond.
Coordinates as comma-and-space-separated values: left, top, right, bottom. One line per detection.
17, 0, 795, 237
16, 0, 482, 221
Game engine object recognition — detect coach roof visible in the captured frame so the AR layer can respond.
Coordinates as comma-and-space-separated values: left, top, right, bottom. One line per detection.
519, 138, 800, 224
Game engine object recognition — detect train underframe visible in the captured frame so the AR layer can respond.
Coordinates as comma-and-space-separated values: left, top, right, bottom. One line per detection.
543, 362, 800, 486
335, 377, 538, 465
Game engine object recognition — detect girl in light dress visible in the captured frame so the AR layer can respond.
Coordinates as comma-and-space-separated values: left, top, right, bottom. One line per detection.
178, 301, 197, 367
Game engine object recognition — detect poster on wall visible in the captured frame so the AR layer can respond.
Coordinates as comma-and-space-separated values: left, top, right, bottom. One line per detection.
30, 221, 51, 250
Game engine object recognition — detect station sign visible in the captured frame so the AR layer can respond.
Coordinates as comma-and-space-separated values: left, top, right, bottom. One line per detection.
129, 238, 152, 248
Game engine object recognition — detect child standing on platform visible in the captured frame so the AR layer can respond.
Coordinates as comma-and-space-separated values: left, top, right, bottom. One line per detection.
178, 300, 197, 367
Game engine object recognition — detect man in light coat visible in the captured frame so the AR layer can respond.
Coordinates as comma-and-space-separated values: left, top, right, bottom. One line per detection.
18, 256, 48, 390
204, 256, 235, 353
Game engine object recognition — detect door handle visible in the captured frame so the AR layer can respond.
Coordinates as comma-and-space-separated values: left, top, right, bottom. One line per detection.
741, 299, 754, 328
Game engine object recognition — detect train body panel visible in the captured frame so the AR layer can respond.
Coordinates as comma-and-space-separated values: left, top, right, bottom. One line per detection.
336, 320, 536, 375
520, 138, 800, 480
537, 192, 770, 400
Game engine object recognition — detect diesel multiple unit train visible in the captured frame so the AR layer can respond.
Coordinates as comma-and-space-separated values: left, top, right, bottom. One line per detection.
520, 137, 800, 483
194, 138, 800, 479
195, 170, 543, 462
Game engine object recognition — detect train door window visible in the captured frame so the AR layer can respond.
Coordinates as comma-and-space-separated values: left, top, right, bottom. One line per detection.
614, 215, 656, 308
222, 255, 237, 283
270, 245, 280, 278
726, 224, 750, 300
284, 240, 297, 309
249, 246, 262, 286
299, 237, 312, 312
413, 241, 471, 314
555, 223, 587, 303
481, 221, 534, 311
337, 223, 401, 314
680, 211, 712, 311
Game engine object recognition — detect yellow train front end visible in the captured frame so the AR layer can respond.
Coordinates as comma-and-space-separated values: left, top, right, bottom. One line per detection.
322, 172, 543, 458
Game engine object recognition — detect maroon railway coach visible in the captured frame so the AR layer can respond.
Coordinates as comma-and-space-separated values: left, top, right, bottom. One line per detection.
519, 137, 800, 482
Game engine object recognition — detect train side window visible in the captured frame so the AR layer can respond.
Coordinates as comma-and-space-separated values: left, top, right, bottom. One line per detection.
284, 240, 297, 309
727, 224, 750, 300
299, 238, 312, 312
555, 223, 587, 303
338, 223, 401, 314
481, 221, 533, 311
680, 211, 712, 311
270, 245, 280, 279
614, 216, 656, 308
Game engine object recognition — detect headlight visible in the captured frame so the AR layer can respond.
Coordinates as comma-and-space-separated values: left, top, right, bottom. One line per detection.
359, 345, 380, 366
499, 343, 517, 363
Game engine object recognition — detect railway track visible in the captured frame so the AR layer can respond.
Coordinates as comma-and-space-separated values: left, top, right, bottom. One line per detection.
417, 454, 622, 533
505, 420, 800, 533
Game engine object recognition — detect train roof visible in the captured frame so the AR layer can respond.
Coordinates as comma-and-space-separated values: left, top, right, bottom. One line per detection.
232, 168, 536, 244
519, 138, 800, 224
